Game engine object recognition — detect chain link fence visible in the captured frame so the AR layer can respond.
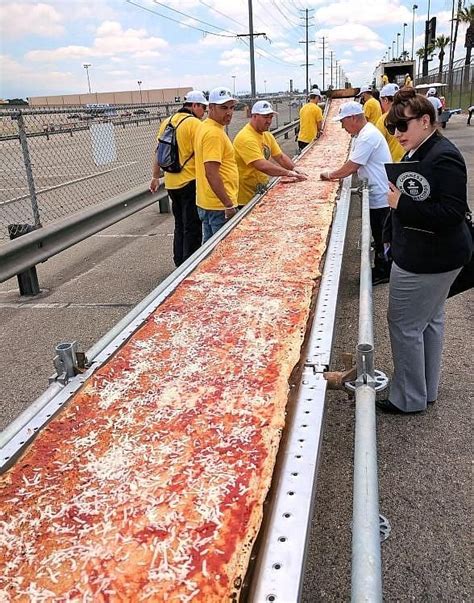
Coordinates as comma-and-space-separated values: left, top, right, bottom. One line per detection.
0, 99, 301, 245
416, 59, 473, 109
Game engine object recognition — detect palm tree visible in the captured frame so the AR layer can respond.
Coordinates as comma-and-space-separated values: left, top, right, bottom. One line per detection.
435, 34, 450, 77
416, 47, 425, 76
458, 4, 474, 67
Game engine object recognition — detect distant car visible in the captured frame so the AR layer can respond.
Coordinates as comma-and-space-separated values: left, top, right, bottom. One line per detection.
67, 114, 81, 119
133, 109, 149, 115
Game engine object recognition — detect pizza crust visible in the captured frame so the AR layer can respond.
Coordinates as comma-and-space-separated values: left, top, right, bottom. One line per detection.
0, 100, 351, 602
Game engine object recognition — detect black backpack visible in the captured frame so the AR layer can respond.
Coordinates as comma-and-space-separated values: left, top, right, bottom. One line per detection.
156, 114, 193, 173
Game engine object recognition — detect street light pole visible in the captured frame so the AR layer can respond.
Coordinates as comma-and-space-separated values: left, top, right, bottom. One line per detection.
402, 23, 407, 59
411, 4, 418, 60
264, 79, 267, 93
83, 63, 92, 94
137, 80, 143, 104
232, 75, 236, 96
396, 33, 400, 59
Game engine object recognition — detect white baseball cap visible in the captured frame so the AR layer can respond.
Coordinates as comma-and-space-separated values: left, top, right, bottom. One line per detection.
332, 101, 364, 121
380, 83, 400, 98
355, 85, 373, 97
427, 87, 437, 96
184, 90, 209, 105
310, 89, 322, 97
251, 100, 278, 115
208, 87, 235, 104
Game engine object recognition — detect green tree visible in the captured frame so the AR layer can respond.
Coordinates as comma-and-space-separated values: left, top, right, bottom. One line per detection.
435, 34, 450, 76
415, 45, 434, 76
458, 3, 474, 67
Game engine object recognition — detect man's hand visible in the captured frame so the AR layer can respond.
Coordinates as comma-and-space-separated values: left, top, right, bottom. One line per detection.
149, 177, 160, 193
224, 206, 238, 220
286, 170, 308, 181
320, 171, 332, 181
388, 181, 401, 209
293, 168, 309, 178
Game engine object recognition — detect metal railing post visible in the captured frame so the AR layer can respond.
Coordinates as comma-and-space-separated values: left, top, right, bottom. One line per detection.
12, 110, 42, 229
351, 183, 383, 603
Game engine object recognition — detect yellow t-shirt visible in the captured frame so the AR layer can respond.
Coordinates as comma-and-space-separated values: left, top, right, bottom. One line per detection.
363, 97, 382, 125
156, 112, 201, 190
195, 118, 239, 210
233, 123, 282, 205
376, 111, 405, 162
298, 102, 323, 143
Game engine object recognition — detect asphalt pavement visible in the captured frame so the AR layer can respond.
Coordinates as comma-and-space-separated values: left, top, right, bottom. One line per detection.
0, 114, 471, 601
302, 114, 473, 602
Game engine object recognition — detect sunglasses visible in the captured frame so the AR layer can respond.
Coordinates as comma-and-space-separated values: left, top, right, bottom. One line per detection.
386, 116, 418, 135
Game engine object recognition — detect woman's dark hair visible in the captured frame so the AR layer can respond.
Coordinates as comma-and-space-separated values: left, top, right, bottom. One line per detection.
387, 87, 436, 124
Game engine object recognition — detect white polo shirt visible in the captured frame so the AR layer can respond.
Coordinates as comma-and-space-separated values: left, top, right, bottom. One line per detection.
350, 122, 391, 209
427, 96, 442, 119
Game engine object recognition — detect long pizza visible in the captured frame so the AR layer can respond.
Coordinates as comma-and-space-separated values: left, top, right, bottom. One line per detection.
0, 100, 351, 601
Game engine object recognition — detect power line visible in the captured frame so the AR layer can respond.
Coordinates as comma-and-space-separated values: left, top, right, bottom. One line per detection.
127, 0, 298, 70
270, 0, 300, 27
152, 0, 238, 35
198, 0, 246, 29
126, 0, 236, 37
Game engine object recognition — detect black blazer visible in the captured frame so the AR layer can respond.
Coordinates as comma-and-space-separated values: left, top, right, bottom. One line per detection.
389, 131, 471, 273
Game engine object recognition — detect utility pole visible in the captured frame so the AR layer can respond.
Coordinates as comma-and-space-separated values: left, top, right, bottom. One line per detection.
235, 0, 266, 100
248, 0, 256, 99
299, 9, 315, 94
402, 22, 408, 59
411, 4, 418, 61
330, 50, 334, 88
83, 63, 92, 94
321, 36, 326, 91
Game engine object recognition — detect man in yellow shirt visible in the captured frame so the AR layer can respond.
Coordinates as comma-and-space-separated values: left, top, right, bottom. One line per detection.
375, 83, 405, 162
297, 90, 323, 150
356, 86, 382, 125
149, 90, 208, 266
195, 87, 239, 242
233, 100, 307, 206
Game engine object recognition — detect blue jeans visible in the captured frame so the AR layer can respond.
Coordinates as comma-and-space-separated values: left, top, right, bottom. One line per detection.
197, 207, 227, 243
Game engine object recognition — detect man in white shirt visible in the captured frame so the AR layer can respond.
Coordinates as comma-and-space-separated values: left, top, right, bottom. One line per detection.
426, 88, 442, 121
320, 101, 392, 285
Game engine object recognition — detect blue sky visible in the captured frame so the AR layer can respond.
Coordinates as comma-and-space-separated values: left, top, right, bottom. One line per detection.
0, 0, 469, 99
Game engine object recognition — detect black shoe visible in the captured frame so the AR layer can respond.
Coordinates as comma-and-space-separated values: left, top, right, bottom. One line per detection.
428, 399, 436, 404
372, 274, 390, 286
376, 399, 405, 414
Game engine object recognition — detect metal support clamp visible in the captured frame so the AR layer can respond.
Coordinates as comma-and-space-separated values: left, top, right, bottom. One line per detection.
50, 342, 84, 385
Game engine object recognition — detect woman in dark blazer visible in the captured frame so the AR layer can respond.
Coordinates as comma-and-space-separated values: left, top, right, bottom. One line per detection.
378, 88, 471, 413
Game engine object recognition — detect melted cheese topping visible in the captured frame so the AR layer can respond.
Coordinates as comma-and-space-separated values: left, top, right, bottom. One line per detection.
0, 100, 351, 602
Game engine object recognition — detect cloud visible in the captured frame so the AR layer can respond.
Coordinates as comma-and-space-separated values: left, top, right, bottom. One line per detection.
0, 54, 74, 97
0, 2, 64, 39
218, 48, 249, 67
318, 24, 386, 51
316, 0, 412, 27
25, 20, 168, 62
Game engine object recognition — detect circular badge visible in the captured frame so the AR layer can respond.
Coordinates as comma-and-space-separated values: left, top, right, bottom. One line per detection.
396, 172, 430, 201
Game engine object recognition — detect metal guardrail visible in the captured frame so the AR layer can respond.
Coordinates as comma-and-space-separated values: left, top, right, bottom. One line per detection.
0, 118, 300, 288
0, 184, 168, 283
351, 183, 383, 602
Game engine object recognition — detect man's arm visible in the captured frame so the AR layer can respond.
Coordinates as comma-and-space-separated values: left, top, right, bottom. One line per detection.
320, 160, 360, 180
204, 161, 238, 218
149, 153, 161, 192
251, 156, 307, 180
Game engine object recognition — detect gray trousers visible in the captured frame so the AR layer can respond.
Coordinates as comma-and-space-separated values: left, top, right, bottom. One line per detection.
388, 263, 461, 412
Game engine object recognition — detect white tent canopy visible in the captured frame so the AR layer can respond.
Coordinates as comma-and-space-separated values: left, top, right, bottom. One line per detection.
415, 82, 447, 89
